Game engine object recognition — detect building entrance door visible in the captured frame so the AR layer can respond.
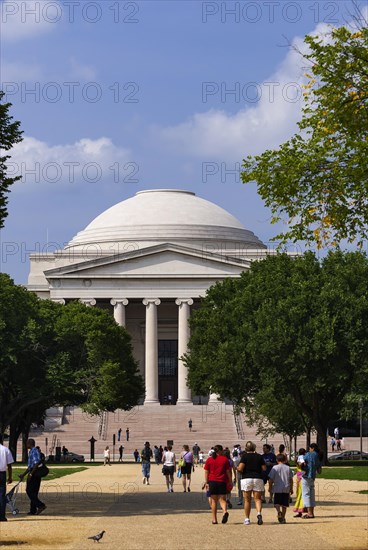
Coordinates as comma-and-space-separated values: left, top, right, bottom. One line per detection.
158, 340, 178, 404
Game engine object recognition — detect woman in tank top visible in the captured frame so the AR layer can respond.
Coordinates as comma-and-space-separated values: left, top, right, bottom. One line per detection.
162, 445, 176, 492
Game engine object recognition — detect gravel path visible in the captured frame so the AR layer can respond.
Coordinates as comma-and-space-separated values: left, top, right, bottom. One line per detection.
1, 464, 367, 549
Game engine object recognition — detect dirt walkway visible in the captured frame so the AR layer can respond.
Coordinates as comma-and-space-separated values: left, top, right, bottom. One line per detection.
1, 464, 367, 549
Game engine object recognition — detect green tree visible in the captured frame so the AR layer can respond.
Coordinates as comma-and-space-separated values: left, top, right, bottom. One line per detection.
185, 252, 368, 462
0, 275, 144, 459
241, 26, 368, 247
242, 388, 308, 456
0, 91, 23, 228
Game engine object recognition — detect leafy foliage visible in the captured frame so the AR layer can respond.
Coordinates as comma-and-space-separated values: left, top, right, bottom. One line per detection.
185, 252, 368, 459
0, 274, 144, 454
0, 91, 23, 228
241, 26, 368, 247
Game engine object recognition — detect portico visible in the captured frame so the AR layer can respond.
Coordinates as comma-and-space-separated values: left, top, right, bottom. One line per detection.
28, 189, 269, 405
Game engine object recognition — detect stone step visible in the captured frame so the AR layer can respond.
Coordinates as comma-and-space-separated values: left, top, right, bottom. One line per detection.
17, 405, 287, 459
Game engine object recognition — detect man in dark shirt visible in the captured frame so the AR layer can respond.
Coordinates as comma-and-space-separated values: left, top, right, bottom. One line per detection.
237, 441, 267, 526
262, 443, 277, 503
192, 443, 200, 464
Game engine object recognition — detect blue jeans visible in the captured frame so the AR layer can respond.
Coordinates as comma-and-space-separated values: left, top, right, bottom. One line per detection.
302, 476, 316, 507
142, 462, 151, 478
0, 471, 6, 520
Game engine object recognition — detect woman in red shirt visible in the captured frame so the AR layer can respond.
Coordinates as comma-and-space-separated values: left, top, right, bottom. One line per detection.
204, 445, 232, 524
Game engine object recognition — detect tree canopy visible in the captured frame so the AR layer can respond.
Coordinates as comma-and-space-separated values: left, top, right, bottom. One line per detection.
185, 251, 368, 461
0, 274, 144, 458
0, 91, 23, 229
241, 25, 368, 247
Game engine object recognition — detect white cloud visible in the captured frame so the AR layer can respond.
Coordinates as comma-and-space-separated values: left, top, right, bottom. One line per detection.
1, 0, 60, 42
1, 60, 42, 82
69, 57, 97, 81
154, 27, 332, 161
8, 136, 133, 187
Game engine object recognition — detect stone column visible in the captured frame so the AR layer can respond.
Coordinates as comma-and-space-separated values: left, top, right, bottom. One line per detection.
110, 299, 129, 327
143, 298, 161, 405
175, 298, 193, 404
79, 298, 96, 307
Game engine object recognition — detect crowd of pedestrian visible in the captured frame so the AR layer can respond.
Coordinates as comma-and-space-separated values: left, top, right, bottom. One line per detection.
138, 439, 323, 526
0, 435, 323, 525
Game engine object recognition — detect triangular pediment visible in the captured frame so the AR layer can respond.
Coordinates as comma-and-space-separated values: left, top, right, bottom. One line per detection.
44, 243, 251, 279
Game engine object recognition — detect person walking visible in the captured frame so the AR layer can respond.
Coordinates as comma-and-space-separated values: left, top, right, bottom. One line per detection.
159, 445, 164, 463
180, 445, 193, 492
104, 446, 111, 466
268, 454, 294, 523
19, 439, 47, 516
126, 427, 130, 441
192, 442, 200, 465
301, 443, 322, 519
231, 448, 243, 506
0, 436, 13, 522
133, 449, 139, 462
262, 443, 277, 503
199, 451, 205, 467
118, 445, 124, 462
141, 442, 153, 484
118, 428, 122, 442
188, 419, 193, 432
293, 448, 307, 517
237, 441, 267, 526
162, 445, 176, 492
153, 445, 161, 465
203, 444, 232, 524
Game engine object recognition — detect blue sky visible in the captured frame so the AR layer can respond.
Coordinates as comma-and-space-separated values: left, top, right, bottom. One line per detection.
0, 0, 357, 282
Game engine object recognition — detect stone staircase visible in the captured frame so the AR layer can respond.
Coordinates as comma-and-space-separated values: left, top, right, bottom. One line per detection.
20, 404, 286, 460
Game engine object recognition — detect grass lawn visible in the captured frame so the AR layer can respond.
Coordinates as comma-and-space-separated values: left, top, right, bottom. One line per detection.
11, 466, 88, 481
318, 467, 368, 482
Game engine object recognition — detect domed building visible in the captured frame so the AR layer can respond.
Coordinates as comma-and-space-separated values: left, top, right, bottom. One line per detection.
28, 189, 268, 405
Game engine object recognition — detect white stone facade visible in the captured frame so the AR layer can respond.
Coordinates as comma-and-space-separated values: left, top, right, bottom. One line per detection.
28, 189, 270, 405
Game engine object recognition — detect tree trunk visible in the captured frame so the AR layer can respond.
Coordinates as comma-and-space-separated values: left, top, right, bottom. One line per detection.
306, 427, 311, 449
294, 436, 297, 459
316, 425, 328, 465
8, 422, 21, 462
22, 429, 30, 463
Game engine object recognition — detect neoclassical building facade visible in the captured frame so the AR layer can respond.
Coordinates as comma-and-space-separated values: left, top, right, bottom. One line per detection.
28, 189, 269, 405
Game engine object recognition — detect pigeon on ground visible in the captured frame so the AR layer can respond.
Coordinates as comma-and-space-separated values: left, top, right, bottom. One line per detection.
88, 530, 105, 542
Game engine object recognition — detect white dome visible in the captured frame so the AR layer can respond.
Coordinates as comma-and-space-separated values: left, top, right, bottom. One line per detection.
66, 189, 265, 250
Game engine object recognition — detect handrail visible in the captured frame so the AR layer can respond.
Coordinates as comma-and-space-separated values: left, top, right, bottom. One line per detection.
98, 411, 108, 440
233, 406, 246, 440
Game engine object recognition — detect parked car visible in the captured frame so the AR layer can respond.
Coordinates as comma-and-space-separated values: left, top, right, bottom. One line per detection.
62, 451, 85, 463
329, 450, 368, 460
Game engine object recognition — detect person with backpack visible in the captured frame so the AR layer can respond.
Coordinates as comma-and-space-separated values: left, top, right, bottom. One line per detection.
141, 442, 153, 485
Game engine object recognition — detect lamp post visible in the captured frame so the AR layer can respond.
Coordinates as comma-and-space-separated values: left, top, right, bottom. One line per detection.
359, 399, 363, 460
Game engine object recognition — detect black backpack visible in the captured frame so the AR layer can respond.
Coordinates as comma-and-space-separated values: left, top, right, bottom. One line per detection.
142, 447, 151, 461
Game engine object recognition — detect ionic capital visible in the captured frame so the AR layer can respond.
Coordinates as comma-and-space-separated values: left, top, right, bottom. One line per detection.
175, 298, 193, 306
143, 298, 161, 306
79, 298, 96, 307
110, 299, 129, 306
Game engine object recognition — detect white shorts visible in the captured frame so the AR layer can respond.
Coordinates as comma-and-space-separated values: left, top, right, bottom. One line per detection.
241, 478, 264, 492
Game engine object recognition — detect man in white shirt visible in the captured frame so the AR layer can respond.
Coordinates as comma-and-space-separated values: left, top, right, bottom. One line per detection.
0, 436, 14, 522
